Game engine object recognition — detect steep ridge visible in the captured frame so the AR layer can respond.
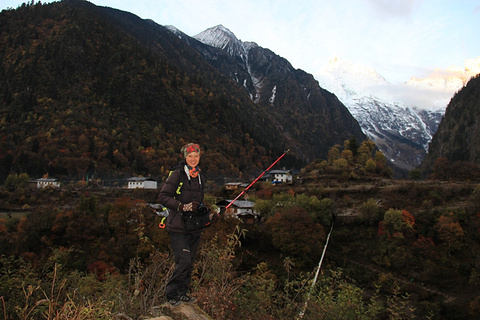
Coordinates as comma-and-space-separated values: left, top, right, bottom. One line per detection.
0, 1, 287, 181
179, 25, 367, 162
0, 2, 366, 183
420, 73, 480, 175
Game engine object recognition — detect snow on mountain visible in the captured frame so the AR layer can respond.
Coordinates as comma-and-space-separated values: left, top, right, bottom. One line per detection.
316, 57, 447, 171
192, 24, 479, 172
193, 25, 263, 96
194, 24, 258, 62
187, 25, 366, 163
406, 56, 480, 102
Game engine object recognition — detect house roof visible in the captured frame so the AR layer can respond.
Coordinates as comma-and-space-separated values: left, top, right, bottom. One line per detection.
37, 178, 58, 182
269, 169, 291, 174
216, 200, 255, 208
128, 177, 156, 182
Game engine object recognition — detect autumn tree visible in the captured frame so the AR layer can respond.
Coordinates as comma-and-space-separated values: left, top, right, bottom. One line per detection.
382, 209, 404, 237
359, 198, 382, 226
328, 144, 341, 163
358, 139, 376, 165
265, 207, 325, 265
435, 212, 465, 253
4, 173, 30, 191
430, 157, 449, 180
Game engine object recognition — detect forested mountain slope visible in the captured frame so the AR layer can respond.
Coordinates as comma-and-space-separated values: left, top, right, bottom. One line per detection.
0, 0, 365, 183
420, 74, 480, 178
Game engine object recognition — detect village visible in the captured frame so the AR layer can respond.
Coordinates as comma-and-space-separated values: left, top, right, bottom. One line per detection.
32, 169, 295, 224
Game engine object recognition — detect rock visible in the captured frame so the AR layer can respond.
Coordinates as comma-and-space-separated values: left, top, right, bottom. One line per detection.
146, 302, 213, 320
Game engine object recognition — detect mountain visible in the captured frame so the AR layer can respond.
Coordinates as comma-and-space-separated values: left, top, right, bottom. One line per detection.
316, 57, 445, 172
407, 56, 480, 95
0, 1, 285, 181
0, 2, 365, 182
420, 73, 480, 177
174, 25, 366, 162
316, 57, 480, 173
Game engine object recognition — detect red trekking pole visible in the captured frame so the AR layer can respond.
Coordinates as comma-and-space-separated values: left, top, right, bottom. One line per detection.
225, 149, 290, 210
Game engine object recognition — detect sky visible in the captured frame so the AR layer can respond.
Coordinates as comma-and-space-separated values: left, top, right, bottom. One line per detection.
2, 0, 480, 106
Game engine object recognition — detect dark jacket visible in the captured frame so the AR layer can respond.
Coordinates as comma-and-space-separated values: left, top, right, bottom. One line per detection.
157, 161, 204, 233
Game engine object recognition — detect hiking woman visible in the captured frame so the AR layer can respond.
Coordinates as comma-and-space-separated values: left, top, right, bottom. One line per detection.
157, 142, 204, 306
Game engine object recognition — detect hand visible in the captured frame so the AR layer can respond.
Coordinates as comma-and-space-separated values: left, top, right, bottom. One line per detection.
210, 213, 220, 223
180, 202, 200, 212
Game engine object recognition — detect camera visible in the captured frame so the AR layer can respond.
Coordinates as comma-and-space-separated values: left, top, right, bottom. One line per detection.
196, 203, 210, 215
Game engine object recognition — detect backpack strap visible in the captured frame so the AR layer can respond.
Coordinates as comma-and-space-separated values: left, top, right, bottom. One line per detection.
176, 181, 184, 196
167, 169, 185, 198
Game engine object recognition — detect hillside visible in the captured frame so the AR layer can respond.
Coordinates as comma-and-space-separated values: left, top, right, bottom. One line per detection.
0, 1, 366, 184
0, 0, 288, 182
1, 167, 479, 319
420, 74, 480, 177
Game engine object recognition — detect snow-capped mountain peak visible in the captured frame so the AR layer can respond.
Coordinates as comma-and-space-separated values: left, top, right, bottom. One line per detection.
324, 56, 388, 88
316, 57, 447, 171
194, 24, 257, 60
194, 24, 238, 48
407, 56, 480, 93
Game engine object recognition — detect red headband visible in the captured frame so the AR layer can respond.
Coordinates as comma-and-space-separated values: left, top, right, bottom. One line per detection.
181, 143, 201, 157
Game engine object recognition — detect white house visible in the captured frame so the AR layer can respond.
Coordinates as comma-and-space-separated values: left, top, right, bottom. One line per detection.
36, 178, 60, 189
127, 177, 157, 189
224, 182, 243, 190
263, 169, 293, 184
216, 199, 259, 224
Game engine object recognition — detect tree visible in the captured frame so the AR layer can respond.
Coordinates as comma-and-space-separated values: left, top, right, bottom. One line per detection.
345, 136, 359, 157
365, 158, 377, 173
333, 158, 348, 172
265, 207, 325, 265
431, 157, 449, 180
359, 198, 382, 226
374, 151, 386, 170
383, 209, 404, 237
360, 139, 376, 153
4, 173, 30, 191
408, 169, 422, 180
435, 212, 465, 253
340, 149, 354, 164
328, 144, 341, 163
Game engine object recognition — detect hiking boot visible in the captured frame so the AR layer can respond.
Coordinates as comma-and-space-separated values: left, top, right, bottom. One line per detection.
168, 298, 181, 306
179, 294, 197, 303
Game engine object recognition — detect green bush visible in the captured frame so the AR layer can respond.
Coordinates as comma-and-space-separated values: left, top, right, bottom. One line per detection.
4, 173, 30, 191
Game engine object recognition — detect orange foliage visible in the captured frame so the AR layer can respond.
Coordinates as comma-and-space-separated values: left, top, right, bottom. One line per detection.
413, 235, 435, 254
0, 219, 7, 233
435, 212, 465, 251
87, 260, 118, 281
401, 210, 415, 228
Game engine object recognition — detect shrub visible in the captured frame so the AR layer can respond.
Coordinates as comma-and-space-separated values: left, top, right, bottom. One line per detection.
4, 173, 30, 191
359, 198, 382, 226
265, 207, 325, 266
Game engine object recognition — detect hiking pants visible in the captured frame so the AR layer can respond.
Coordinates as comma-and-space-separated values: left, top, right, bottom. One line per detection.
165, 231, 201, 300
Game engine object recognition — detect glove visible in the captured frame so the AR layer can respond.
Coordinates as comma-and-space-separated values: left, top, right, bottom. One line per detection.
179, 202, 200, 212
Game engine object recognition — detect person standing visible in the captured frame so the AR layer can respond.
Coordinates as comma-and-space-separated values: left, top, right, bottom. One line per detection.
157, 143, 204, 306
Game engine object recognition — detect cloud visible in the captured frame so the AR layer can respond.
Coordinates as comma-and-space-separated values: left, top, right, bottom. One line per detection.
362, 0, 424, 18
380, 83, 454, 110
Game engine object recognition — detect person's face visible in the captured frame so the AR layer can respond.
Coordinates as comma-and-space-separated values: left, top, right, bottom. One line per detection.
186, 152, 200, 167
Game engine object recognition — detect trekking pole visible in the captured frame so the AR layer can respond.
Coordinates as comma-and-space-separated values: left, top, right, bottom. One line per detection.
225, 149, 290, 210
298, 212, 336, 319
